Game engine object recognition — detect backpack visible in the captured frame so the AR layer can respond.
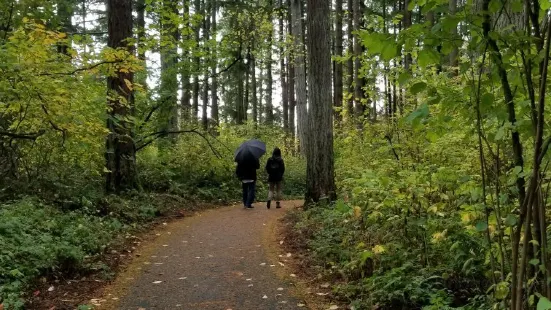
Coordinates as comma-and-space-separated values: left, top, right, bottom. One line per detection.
269, 158, 280, 173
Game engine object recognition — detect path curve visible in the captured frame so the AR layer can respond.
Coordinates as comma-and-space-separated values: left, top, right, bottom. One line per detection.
102, 200, 306, 310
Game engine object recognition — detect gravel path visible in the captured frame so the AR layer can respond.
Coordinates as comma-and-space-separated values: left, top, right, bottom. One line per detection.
107, 200, 306, 310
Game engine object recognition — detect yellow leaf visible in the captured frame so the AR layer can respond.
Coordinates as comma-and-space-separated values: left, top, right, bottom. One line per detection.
373, 245, 385, 254
353, 206, 362, 219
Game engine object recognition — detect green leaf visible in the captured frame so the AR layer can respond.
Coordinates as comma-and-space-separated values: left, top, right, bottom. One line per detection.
489, 0, 502, 13
504, 214, 517, 227
381, 41, 398, 60
481, 93, 494, 108
398, 72, 411, 85
417, 48, 440, 67
530, 258, 541, 266
541, 0, 551, 10
410, 82, 427, 95
537, 296, 551, 310
475, 221, 488, 232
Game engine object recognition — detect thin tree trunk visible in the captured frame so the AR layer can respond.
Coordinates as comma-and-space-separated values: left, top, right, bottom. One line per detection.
353, 0, 365, 119
291, 0, 307, 154
305, 0, 336, 203
245, 48, 251, 122
105, 0, 136, 193
259, 64, 264, 123
56, 0, 73, 55
251, 50, 258, 124
211, 0, 218, 126
181, 0, 191, 122
288, 0, 296, 141
202, 0, 210, 131
192, 0, 201, 121
449, 0, 458, 72
266, 12, 275, 124
346, 0, 354, 118
280, 0, 289, 131
334, 0, 344, 122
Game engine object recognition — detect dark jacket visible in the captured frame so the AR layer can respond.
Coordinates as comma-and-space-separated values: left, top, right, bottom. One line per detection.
265, 156, 285, 182
236, 159, 260, 181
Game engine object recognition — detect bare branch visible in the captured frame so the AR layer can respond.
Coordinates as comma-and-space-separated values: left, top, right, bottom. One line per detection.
0, 129, 45, 140
38, 60, 122, 76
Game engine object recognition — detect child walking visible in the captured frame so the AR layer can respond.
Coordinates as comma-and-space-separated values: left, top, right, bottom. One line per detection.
265, 147, 285, 209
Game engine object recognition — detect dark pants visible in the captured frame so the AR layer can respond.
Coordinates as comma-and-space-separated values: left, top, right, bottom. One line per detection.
242, 182, 256, 207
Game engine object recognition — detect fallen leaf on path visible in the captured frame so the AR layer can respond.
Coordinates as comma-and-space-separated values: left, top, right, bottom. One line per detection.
316, 292, 329, 296
178, 277, 187, 280
278, 262, 285, 266
162, 222, 167, 226
290, 274, 296, 277
297, 303, 306, 307
138, 308, 146, 310
246, 278, 252, 281
277, 288, 284, 291
154, 263, 163, 265
162, 245, 168, 247
33, 290, 40, 296
280, 301, 288, 304
280, 240, 284, 245
260, 263, 266, 266
329, 306, 339, 310
195, 257, 201, 259
248, 284, 253, 287
286, 253, 292, 257
263, 295, 268, 299
48, 286, 54, 292
152, 281, 163, 284
270, 265, 276, 267
320, 283, 330, 288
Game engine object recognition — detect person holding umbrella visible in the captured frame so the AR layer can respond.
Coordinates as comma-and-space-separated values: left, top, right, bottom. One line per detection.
235, 139, 266, 209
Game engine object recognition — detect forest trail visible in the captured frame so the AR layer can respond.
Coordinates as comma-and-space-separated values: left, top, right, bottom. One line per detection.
100, 200, 307, 310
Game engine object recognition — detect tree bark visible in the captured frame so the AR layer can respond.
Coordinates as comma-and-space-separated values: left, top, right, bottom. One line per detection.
265, 18, 275, 124
305, 0, 337, 203
287, 0, 296, 141
202, 0, 210, 131
353, 0, 365, 119
291, 0, 307, 154
251, 50, 258, 124
192, 0, 201, 121
279, 0, 289, 131
160, 0, 179, 138
105, 0, 136, 193
346, 0, 354, 118
334, 0, 344, 122
211, 0, 219, 126
181, 0, 191, 122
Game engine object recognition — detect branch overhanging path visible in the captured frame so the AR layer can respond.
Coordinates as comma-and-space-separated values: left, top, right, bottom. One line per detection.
101, 201, 307, 310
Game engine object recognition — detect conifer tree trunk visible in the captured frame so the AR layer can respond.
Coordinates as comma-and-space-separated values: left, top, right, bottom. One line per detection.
334, 0, 343, 122
353, 0, 365, 119
291, 0, 307, 154
287, 0, 296, 140
160, 0, 179, 138
251, 46, 258, 124
279, 0, 289, 131
346, 0, 354, 118
105, 0, 136, 193
202, 0, 210, 130
265, 16, 275, 124
211, 0, 219, 126
192, 0, 201, 121
305, 0, 336, 203
181, 0, 192, 122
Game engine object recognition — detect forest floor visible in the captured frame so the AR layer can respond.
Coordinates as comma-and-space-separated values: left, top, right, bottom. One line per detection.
33, 200, 338, 310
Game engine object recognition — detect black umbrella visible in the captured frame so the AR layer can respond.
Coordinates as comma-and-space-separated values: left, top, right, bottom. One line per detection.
234, 139, 266, 162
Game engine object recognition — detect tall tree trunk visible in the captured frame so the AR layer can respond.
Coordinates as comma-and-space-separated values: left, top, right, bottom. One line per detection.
287, 0, 296, 141
245, 48, 251, 122
279, 0, 289, 131
305, 0, 336, 203
251, 52, 258, 124
136, 0, 146, 61
237, 46, 245, 124
346, 0, 354, 118
202, 0, 210, 131
105, 0, 136, 193
192, 0, 201, 121
353, 0, 365, 119
291, 0, 307, 154
181, 0, 191, 123
160, 0, 179, 138
211, 0, 219, 126
259, 64, 264, 124
334, 0, 344, 122
403, 0, 412, 72
265, 21, 274, 124
449, 0, 458, 72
